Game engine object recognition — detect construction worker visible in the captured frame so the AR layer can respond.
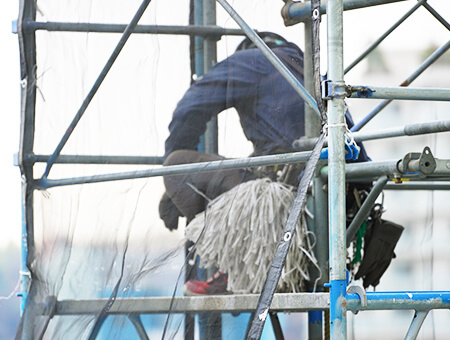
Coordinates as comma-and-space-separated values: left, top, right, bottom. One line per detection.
159, 32, 370, 294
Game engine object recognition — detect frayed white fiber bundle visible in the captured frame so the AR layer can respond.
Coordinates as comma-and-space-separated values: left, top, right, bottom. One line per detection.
185, 178, 316, 294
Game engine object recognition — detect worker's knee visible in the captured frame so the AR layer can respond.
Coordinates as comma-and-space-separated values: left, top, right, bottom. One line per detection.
164, 150, 190, 166
164, 149, 223, 166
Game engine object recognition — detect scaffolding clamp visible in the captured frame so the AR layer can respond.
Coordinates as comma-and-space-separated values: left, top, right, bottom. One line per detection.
347, 284, 367, 310
397, 146, 436, 175
322, 80, 352, 99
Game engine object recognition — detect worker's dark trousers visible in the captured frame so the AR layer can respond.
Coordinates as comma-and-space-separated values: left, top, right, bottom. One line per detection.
162, 150, 255, 221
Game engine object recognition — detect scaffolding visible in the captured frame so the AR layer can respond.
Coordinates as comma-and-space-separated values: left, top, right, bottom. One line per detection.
16, 0, 450, 339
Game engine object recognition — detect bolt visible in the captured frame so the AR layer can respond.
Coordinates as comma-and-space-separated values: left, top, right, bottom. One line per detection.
446, 161, 450, 169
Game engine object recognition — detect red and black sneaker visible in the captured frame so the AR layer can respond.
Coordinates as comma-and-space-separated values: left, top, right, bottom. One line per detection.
183, 271, 229, 296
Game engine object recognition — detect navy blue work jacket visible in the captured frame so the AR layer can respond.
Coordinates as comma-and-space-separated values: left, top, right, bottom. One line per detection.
165, 43, 369, 162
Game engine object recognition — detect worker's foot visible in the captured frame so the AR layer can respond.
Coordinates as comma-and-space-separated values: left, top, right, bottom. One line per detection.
183, 271, 229, 296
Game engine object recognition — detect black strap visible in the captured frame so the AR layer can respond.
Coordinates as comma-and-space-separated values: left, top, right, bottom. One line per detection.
311, 0, 327, 121
246, 132, 326, 339
246, 2, 327, 338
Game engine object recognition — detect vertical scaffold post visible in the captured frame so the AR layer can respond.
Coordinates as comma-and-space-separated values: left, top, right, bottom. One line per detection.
326, 0, 347, 339
17, 0, 37, 322
304, 10, 327, 340
203, 0, 218, 155
197, 1, 221, 339
185, 3, 204, 339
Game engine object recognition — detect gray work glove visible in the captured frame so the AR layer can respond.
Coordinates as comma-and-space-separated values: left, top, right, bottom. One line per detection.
159, 192, 183, 231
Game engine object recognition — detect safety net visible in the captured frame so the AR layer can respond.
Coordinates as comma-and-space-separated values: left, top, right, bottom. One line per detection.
17, 0, 326, 338
15, 0, 450, 339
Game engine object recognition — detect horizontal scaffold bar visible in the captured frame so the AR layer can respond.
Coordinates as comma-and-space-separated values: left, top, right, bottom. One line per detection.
52, 290, 450, 315
347, 291, 450, 311
349, 86, 450, 101
35, 150, 312, 189
385, 182, 450, 190
22, 21, 245, 37
282, 0, 408, 25
321, 156, 450, 180
293, 120, 450, 150
33, 149, 450, 189
351, 40, 450, 131
24, 154, 164, 165
55, 293, 330, 315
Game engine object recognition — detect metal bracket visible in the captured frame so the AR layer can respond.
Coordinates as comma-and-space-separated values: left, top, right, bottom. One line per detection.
347, 85, 376, 98
347, 285, 367, 309
418, 147, 437, 174
322, 80, 351, 99
397, 147, 436, 175
398, 152, 422, 174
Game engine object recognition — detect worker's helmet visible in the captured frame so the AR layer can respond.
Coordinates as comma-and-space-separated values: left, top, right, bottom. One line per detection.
236, 32, 288, 51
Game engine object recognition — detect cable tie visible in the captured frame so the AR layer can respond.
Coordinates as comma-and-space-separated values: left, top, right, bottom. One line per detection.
19, 270, 31, 277
327, 123, 346, 128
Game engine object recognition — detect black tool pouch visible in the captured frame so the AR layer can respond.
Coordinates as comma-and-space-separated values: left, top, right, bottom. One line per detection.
355, 217, 404, 288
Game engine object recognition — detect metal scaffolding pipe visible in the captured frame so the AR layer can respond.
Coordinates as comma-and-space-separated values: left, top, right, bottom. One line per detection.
35, 150, 312, 189
18, 0, 37, 321
282, 0, 408, 26
346, 176, 388, 246
358, 119, 450, 142
349, 86, 450, 101
22, 21, 245, 36
405, 311, 429, 340
321, 154, 450, 180
42, 0, 153, 179
216, 0, 321, 118
346, 291, 450, 311
344, 0, 424, 74
25, 154, 164, 165
305, 12, 325, 339
53, 290, 450, 315
422, 2, 450, 31
203, 0, 219, 155
55, 293, 330, 315
322, 160, 396, 180
327, 0, 347, 337
351, 40, 450, 131
294, 119, 450, 150
385, 182, 450, 190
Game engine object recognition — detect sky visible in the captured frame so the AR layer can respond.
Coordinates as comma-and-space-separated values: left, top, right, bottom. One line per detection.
0, 0, 449, 251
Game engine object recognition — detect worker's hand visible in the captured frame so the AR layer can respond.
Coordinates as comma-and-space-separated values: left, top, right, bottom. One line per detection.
159, 192, 183, 231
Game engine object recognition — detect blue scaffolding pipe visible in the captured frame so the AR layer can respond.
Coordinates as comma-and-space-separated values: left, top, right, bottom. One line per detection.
344, 0, 425, 74
20, 190, 30, 314
282, 0, 407, 25
349, 85, 450, 101
351, 40, 450, 131
215, 0, 321, 119
41, 0, 153, 179
35, 150, 313, 189
326, 0, 347, 338
346, 291, 450, 311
